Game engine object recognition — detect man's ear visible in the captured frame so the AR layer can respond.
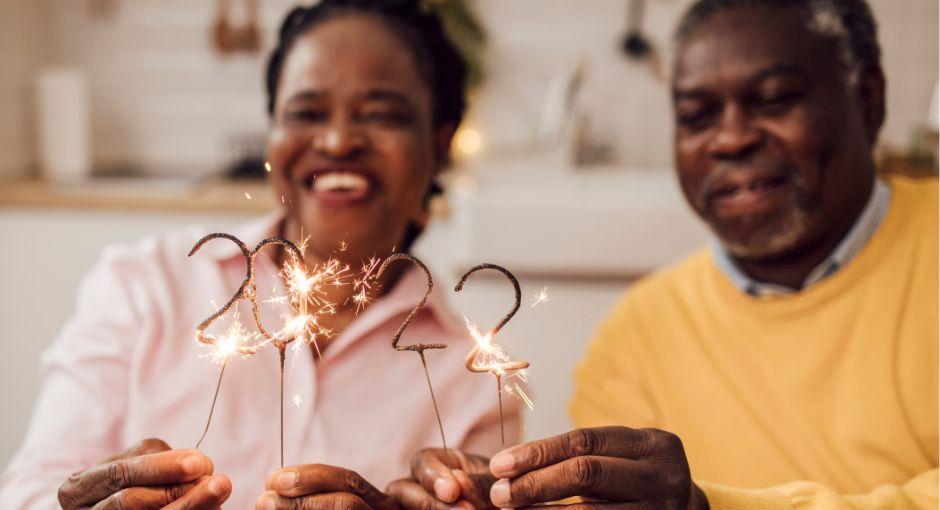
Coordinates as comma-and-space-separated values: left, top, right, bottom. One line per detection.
433, 123, 458, 168
856, 64, 886, 145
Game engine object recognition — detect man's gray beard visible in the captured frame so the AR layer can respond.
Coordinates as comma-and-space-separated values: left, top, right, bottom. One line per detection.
717, 205, 814, 259
695, 159, 815, 260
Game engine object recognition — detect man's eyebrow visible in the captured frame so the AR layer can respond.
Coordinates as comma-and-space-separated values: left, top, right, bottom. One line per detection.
672, 64, 810, 99
363, 89, 414, 106
748, 64, 810, 84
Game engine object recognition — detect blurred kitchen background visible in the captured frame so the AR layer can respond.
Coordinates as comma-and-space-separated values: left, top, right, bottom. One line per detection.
0, 0, 937, 467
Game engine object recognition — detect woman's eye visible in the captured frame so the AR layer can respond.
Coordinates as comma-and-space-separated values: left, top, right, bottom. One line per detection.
283, 109, 327, 123
359, 108, 412, 126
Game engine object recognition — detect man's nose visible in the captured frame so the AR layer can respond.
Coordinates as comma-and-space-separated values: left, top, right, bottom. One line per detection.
707, 104, 762, 159
313, 118, 367, 158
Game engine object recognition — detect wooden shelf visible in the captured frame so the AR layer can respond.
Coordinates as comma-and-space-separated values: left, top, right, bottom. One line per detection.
0, 178, 277, 214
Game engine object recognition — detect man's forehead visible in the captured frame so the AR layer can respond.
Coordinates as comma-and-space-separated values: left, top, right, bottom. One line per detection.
672, 5, 836, 89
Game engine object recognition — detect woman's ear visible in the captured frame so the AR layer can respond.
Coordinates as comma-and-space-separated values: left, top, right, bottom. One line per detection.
433, 123, 458, 168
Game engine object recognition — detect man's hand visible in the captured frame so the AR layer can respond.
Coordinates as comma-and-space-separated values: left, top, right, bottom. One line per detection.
386, 448, 493, 510
488, 427, 708, 510
257, 464, 400, 510
57, 438, 232, 509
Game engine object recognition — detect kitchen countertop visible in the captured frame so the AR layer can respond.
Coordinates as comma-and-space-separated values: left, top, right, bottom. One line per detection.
0, 178, 277, 214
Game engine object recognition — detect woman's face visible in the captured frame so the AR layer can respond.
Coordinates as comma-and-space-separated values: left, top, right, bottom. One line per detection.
267, 14, 447, 262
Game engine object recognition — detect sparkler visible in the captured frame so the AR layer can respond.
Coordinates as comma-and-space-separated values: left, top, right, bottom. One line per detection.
373, 254, 450, 457
188, 233, 261, 450
250, 237, 307, 468
455, 263, 529, 448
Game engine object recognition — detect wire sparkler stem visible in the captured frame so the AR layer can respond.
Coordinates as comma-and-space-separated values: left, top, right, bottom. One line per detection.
279, 346, 286, 467
195, 357, 228, 450
495, 373, 505, 448
418, 349, 449, 459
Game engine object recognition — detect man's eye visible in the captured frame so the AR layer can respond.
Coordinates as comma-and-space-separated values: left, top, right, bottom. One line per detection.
754, 91, 802, 113
676, 104, 718, 130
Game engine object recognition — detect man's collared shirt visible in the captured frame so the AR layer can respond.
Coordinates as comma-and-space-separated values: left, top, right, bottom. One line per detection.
712, 179, 892, 297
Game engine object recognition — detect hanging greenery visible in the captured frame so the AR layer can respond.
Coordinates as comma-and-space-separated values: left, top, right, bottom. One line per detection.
425, 0, 487, 91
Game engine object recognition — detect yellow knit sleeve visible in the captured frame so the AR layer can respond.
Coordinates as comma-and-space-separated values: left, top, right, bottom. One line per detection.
569, 292, 659, 429
700, 468, 938, 510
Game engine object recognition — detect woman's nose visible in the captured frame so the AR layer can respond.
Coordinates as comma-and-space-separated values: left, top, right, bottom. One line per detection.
312, 119, 367, 158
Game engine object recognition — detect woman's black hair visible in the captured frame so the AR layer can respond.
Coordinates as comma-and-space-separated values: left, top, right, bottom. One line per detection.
265, 0, 468, 130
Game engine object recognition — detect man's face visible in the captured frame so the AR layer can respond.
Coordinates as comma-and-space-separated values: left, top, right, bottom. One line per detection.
266, 14, 442, 262
672, 6, 879, 260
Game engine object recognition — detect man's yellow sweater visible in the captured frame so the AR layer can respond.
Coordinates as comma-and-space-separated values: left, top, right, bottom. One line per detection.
570, 176, 938, 509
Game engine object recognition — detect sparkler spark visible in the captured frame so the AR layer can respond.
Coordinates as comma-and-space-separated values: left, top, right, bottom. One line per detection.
514, 383, 534, 410
291, 394, 303, 407
531, 286, 550, 308
350, 257, 381, 313
199, 316, 259, 366
245, 192, 252, 200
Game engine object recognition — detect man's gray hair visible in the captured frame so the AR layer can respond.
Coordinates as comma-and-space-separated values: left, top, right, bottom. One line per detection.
675, 0, 881, 84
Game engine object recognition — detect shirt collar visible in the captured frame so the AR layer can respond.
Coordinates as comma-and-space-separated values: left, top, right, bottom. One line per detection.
712, 179, 892, 297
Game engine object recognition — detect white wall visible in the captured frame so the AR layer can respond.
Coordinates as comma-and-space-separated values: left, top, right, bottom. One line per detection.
0, 0, 935, 176
0, 0, 47, 177
472, 0, 939, 165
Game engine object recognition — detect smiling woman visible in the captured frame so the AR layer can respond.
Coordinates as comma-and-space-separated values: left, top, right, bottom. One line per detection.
0, 2, 519, 510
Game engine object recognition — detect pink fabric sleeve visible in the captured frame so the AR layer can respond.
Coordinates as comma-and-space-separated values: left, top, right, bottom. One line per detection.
0, 247, 146, 509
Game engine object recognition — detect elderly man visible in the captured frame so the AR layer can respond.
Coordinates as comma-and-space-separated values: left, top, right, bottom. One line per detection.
389, 1, 937, 509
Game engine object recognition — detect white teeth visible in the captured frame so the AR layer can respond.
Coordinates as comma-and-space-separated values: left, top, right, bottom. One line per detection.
312, 172, 369, 192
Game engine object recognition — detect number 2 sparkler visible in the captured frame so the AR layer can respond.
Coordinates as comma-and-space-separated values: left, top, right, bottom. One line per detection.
455, 263, 530, 448
372, 253, 451, 458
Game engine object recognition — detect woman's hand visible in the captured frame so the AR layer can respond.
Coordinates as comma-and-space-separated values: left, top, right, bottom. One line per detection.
257, 464, 400, 510
57, 438, 231, 509
488, 427, 708, 510
386, 449, 494, 510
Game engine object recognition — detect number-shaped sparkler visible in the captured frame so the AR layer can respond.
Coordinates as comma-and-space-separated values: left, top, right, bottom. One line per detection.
250, 236, 306, 467
188, 233, 261, 450
455, 263, 528, 447
374, 254, 450, 456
